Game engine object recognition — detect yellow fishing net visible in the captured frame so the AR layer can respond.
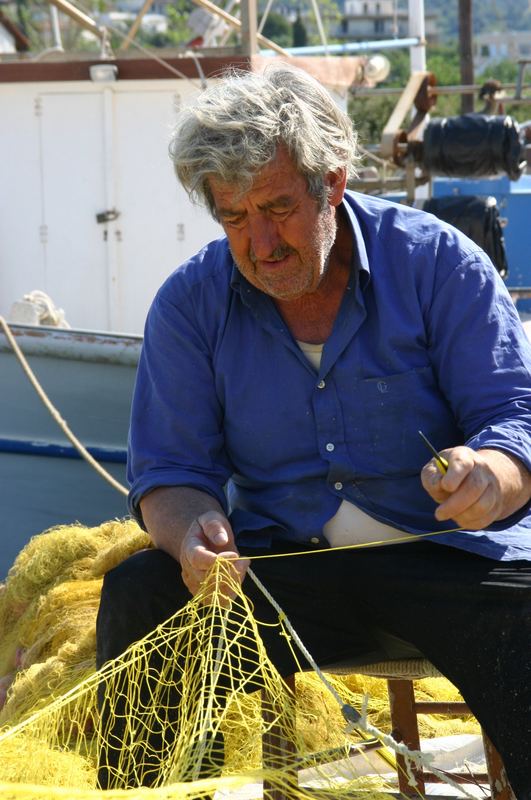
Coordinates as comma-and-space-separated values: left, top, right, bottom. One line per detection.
0, 521, 481, 800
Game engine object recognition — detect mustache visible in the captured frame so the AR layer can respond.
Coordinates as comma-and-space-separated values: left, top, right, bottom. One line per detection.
249, 244, 296, 263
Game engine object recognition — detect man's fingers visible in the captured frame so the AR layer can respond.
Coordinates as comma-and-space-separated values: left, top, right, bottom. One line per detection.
421, 446, 476, 502
180, 512, 248, 597
183, 519, 218, 570
197, 510, 231, 549
185, 543, 217, 571
423, 447, 500, 528
193, 553, 251, 606
218, 554, 251, 588
435, 466, 489, 519
184, 512, 234, 564
439, 447, 475, 489
435, 481, 498, 528
421, 461, 449, 502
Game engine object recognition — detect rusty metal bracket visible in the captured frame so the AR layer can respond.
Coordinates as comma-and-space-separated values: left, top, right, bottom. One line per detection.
381, 71, 437, 165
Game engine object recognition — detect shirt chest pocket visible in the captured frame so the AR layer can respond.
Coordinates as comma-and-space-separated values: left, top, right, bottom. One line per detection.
343, 365, 459, 477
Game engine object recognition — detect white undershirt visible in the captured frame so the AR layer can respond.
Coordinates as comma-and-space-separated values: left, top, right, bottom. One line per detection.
297, 340, 415, 548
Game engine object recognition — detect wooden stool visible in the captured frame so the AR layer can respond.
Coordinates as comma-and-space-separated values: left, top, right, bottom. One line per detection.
262, 658, 516, 799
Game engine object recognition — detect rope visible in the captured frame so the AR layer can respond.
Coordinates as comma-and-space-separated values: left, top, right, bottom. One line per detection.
247, 564, 480, 799
247, 567, 353, 713
0, 315, 128, 497
241, 524, 464, 563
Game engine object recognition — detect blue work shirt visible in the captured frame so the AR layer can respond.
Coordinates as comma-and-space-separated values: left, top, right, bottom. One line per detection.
128, 191, 531, 560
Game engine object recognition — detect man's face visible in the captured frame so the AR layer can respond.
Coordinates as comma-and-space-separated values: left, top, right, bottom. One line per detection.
209, 147, 344, 302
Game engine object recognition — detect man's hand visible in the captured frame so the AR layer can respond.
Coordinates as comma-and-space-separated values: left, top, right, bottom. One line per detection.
421, 446, 531, 530
140, 486, 250, 599
179, 510, 249, 596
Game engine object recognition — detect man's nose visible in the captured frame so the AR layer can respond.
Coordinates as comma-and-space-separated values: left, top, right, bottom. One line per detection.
248, 216, 280, 260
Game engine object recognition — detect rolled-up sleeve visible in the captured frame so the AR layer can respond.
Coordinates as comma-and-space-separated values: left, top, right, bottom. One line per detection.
127, 281, 233, 526
426, 242, 531, 471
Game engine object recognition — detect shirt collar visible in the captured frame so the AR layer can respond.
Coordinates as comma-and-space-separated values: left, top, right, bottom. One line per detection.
341, 191, 370, 289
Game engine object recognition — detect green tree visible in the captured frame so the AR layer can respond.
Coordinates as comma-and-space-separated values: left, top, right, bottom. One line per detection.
292, 11, 307, 48
10, 0, 45, 50
135, 0, 194, 48
483, 61, 519, 84
288, 0, 340, 47
426, 43, 461, 118
261, 11, 292, 49
477, 61, 530, 122
349, 94, 396, 150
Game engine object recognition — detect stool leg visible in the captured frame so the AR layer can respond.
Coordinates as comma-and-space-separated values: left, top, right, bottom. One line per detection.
262, 675, 297, 800
482, 731, 516, 800
388, 678, 425, 797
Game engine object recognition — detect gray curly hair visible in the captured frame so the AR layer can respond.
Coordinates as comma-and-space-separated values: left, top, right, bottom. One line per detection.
169, 64, 359, 217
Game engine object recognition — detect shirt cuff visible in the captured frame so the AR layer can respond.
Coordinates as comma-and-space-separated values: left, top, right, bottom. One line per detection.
127, 471, 228, 529
466, 423, 531, 473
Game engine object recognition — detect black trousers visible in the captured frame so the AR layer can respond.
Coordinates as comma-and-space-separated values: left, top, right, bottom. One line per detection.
96, 540, 531, 797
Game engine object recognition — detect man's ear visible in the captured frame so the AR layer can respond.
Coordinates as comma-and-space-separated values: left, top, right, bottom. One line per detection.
325, 167, 347, 206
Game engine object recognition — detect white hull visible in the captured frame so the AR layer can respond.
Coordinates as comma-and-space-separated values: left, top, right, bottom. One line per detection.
0, 323, 141, 578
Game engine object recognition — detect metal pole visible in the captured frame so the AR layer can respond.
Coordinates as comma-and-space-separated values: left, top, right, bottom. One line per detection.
259, 37, 421, 57
408, 0, 426, 72
459, 0, 474, 113
49, 5, 63, 50
240, 0, 258, 56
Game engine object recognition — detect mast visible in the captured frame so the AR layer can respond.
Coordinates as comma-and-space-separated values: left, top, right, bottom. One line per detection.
240, 0, 258, 56
408, 0, 426, 72
459, 0, 474, 113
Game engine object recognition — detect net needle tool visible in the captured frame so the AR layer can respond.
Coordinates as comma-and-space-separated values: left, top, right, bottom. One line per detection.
418, 430, 449, 475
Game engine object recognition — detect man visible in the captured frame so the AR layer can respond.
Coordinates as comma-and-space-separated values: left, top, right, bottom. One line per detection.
97, 65, 531, 796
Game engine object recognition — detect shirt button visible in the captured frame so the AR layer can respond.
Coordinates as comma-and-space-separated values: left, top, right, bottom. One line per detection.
334, 481, 343, 491
317, 379, 326, 389
310, 537, 320, 544
326, 442, 335, 452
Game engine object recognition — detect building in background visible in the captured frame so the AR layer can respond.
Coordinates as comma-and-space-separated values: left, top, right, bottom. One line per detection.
336, 0, 438, 42
474, 30, 531, 73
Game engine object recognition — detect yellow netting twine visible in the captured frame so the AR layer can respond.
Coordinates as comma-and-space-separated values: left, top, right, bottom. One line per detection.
0, 521, 481, 800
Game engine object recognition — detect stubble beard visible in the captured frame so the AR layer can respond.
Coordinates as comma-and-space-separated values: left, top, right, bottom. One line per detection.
236, 208, 338, 302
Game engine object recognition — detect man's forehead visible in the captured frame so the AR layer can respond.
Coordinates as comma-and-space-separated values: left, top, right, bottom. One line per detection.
208, 154, 307, 210
207, 176, 248, 205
